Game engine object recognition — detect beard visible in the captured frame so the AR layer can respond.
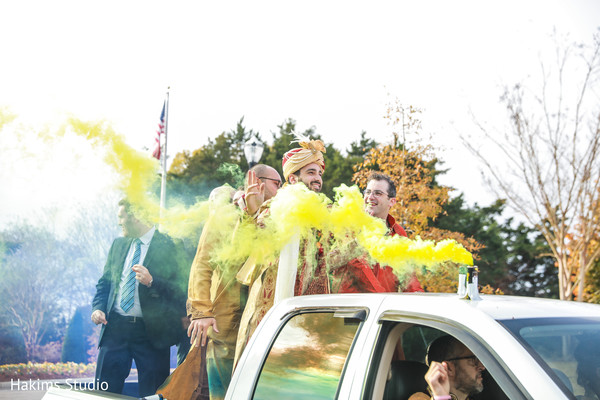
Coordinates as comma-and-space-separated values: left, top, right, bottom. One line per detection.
301, 178, 321, 192
455, 369, 484, 396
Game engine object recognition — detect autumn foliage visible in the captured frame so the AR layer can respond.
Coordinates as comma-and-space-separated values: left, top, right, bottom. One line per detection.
352, 102, 484, 293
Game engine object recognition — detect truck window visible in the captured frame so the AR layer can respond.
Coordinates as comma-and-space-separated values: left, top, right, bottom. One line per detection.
253, 311, 362, 400
367, 322, 510, 400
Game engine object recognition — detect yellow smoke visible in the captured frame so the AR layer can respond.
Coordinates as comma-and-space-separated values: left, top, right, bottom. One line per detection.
66, 118, 209, 240
67, 119, 159, 215
41, 115, 473, 272
331, 185, 473, 269
212, 184, 473, 274
0, 108, 17, 130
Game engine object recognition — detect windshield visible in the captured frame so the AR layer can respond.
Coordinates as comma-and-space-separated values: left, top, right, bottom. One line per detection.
500, 317, 600, 399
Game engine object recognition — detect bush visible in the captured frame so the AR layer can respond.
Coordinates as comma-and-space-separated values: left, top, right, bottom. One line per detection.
0, 362, 96, 382
0, 326, 26, 364
34, 341, 62, 363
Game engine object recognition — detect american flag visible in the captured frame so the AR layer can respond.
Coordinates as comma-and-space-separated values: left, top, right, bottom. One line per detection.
152, 102, 166, 160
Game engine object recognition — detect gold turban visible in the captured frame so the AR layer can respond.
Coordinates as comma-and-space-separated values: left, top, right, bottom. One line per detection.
281, 135, 326, 181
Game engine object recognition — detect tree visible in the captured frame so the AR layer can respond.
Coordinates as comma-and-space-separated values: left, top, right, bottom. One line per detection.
354, 103, 480, 247
170, 117, 377, 201
0, 224, 71, 360
260, 119, 376, 199
433, 194, 558, 297
463, 33, 600, 300
0, 198, 118, 361
347, 131, 378, 158
61, 305, 95, 363
353, 102, 484, 293
168, 117, 257, 202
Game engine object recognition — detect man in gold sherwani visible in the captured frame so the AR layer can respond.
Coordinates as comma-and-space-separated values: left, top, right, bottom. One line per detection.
187, 165, 282, 400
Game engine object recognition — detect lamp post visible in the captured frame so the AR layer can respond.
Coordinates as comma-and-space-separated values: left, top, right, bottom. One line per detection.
244, 138, 264, 169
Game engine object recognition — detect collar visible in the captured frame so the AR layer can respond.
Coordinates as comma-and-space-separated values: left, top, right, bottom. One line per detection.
138, 226, 156, 245
386, 214, 396, 229
386, 214, 407, 237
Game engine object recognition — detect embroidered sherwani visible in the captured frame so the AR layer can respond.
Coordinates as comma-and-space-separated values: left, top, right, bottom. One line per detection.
234, 203, 330, 367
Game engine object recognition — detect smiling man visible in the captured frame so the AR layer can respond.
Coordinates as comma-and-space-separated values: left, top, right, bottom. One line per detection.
282, 138, 325, 193
364, 172, 407, 236
345, 172, 423, 293
410, 335, 486, 400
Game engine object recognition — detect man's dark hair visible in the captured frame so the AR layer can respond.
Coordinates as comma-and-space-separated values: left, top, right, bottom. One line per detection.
426, 335, 463, 366
367, 172, 397, 198
118, 198, 131, 212
117, 198, 148, 223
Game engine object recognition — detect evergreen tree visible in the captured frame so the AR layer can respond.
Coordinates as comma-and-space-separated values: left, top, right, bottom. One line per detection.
61, 305, 95, 363
168, 117, 256, 203
433, 194, 557, 297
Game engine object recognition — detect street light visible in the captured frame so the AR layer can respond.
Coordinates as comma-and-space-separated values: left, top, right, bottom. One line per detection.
244, 138, 264, 168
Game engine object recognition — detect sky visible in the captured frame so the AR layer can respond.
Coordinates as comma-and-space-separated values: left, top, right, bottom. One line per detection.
1, 0, 599, 226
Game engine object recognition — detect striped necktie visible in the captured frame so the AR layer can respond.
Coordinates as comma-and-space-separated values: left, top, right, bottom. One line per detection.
120, 238, 142, 312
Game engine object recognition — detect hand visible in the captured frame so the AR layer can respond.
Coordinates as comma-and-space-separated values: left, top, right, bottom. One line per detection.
132, 265, 153, 287
425, 361, 451, 397
91, 310, 108, 325
187, 318, 219, 347
245, 170, 265, 216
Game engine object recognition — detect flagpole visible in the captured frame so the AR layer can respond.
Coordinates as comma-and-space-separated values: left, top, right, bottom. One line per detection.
159, 88, 169, 224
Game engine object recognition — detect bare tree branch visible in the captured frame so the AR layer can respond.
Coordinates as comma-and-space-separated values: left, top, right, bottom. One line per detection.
463, 33, 600, 300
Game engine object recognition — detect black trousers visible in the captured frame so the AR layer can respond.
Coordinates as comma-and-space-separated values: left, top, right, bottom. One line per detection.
95, 312, 170, 398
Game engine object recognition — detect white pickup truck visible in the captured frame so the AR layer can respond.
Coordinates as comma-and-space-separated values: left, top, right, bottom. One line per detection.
44, 293, 600, 399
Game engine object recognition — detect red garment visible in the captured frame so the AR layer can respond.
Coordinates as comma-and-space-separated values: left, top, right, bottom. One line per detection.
333, 214, 423, 294
386, 214, 423, 293
387, 214, 408, 237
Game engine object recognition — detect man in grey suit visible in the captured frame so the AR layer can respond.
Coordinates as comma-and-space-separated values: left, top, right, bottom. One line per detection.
91, 199, 187, 397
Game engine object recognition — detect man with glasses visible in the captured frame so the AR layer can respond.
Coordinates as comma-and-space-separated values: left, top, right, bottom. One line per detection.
410, 335, 486, 400
365, 172, 422, 292
175, 165, 282, 400
242, 164, 282, 216
364, 172, 407, 235
331, 173, 423, 293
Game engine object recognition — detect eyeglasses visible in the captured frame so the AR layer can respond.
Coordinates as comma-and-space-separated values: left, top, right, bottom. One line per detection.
446, 355, 482, 367
364, 189, 389, 198
258, 177, 282, 188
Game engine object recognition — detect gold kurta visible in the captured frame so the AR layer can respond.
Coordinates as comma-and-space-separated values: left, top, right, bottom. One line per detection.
187, 213, 243, 361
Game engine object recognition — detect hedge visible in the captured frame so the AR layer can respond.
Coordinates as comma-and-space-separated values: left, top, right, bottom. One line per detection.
0, 362, 95, 381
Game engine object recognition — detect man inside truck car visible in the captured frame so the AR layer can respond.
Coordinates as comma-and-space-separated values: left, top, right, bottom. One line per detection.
409, 335, 486, 400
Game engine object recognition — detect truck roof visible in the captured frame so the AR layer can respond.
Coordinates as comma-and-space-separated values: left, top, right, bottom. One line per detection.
278, 292, 600, 321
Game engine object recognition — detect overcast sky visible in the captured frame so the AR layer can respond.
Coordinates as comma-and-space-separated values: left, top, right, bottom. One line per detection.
1, 0, 599, 225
